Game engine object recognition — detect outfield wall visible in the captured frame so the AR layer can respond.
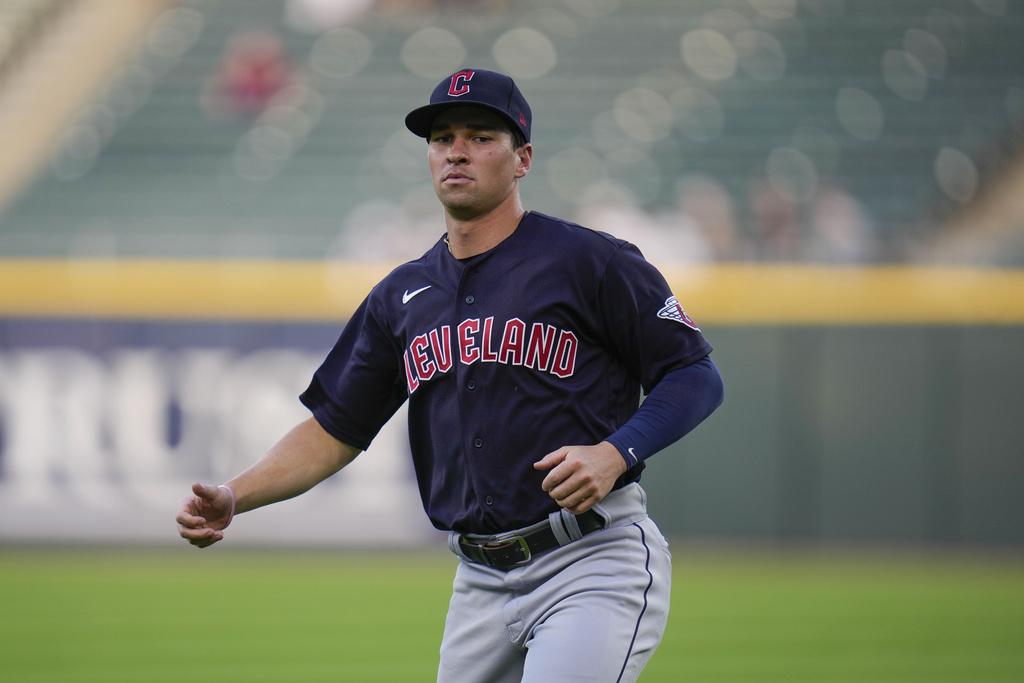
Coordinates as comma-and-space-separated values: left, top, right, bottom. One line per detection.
643, 324, 1024, 546
0, 261, 1021, 546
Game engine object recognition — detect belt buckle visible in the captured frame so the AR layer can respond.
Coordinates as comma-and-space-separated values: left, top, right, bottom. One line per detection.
483, 535, 531, 568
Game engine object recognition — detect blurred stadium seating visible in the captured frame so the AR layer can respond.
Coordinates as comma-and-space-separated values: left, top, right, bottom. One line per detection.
0, 0, 1022, 263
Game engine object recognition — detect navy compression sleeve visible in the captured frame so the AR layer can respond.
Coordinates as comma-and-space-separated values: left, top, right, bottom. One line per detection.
604, 355, 725, 468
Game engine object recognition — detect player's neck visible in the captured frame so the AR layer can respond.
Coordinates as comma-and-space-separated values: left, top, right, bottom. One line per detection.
444, 194, 525, 259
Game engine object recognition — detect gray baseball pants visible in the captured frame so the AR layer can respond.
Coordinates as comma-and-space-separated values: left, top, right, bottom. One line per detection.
438, 483, 672, 683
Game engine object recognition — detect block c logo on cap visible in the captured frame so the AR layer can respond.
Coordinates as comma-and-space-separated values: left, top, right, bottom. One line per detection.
448, 70, 474, 97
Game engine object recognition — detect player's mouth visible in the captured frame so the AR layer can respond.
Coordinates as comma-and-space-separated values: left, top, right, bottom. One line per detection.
442, 171, 473, 184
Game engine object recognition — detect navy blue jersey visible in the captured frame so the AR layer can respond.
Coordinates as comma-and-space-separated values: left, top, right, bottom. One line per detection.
301, 212, 712, 534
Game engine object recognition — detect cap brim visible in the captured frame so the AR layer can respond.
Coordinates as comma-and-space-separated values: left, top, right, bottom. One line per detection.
404, 102, 523, 140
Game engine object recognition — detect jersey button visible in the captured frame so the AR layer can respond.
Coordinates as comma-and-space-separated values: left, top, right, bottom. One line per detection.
473, 438, 483, 448
465, 295, 475, 304
484, 496, 494, 506
467, 380, 476, 390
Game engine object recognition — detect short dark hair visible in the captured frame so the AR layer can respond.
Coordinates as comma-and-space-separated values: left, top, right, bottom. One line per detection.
509, 125, 528, 151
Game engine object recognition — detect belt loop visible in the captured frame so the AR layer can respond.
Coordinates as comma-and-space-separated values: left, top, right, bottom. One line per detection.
547, 510, 572, 546
559, 508, 584, 542
448, 530, 471, 562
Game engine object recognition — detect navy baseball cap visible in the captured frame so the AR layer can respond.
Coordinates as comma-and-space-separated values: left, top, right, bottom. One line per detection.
405, 68, 532, 142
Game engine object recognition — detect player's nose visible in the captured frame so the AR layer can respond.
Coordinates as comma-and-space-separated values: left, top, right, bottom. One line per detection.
446, 137, 470, 162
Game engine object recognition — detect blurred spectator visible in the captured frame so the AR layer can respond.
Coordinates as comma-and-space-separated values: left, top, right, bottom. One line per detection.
576, 187, 713, 267
286, 0, 376, 32
748, 178, 802, 261
330, 196, 439, 262
202, 28, 293, 120
807, 184, 877, 263
673, 175, 752, 261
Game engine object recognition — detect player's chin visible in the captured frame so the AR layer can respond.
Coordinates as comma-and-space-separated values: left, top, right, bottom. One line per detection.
439, 194, 485, 219
437, 183, 473, 202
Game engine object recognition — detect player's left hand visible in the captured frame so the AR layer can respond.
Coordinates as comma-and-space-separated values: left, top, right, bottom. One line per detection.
535, 442, 628, 514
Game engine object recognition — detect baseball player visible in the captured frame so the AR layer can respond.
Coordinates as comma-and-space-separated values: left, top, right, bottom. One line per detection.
176, 68, 724, 682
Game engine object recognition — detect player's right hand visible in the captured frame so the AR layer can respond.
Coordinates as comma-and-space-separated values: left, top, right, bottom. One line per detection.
175, 482, 232, 548
535, 442, 628, 514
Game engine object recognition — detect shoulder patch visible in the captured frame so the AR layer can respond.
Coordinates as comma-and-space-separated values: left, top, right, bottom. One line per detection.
657, 295, 700, 331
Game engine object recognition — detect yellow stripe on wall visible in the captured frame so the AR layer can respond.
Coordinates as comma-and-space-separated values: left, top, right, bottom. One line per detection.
663, 264, 1024, 325
0, 260, 384, 322
1, 259, 1023, 325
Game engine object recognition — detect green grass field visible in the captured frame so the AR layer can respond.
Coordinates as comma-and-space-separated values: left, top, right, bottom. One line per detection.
2, 545, 1022, 682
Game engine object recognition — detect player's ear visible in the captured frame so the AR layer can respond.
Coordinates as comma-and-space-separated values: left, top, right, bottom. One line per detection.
514, 143, 532, 179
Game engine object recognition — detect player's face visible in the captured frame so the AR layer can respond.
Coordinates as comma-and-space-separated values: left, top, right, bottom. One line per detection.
428, 107, 532, 221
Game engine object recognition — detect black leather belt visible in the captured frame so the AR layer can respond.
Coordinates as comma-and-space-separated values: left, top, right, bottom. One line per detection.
457, 509, 605, 570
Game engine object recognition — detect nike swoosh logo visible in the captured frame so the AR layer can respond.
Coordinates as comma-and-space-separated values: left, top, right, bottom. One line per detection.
627, 448, 638, 465
402, 286, 431, 304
